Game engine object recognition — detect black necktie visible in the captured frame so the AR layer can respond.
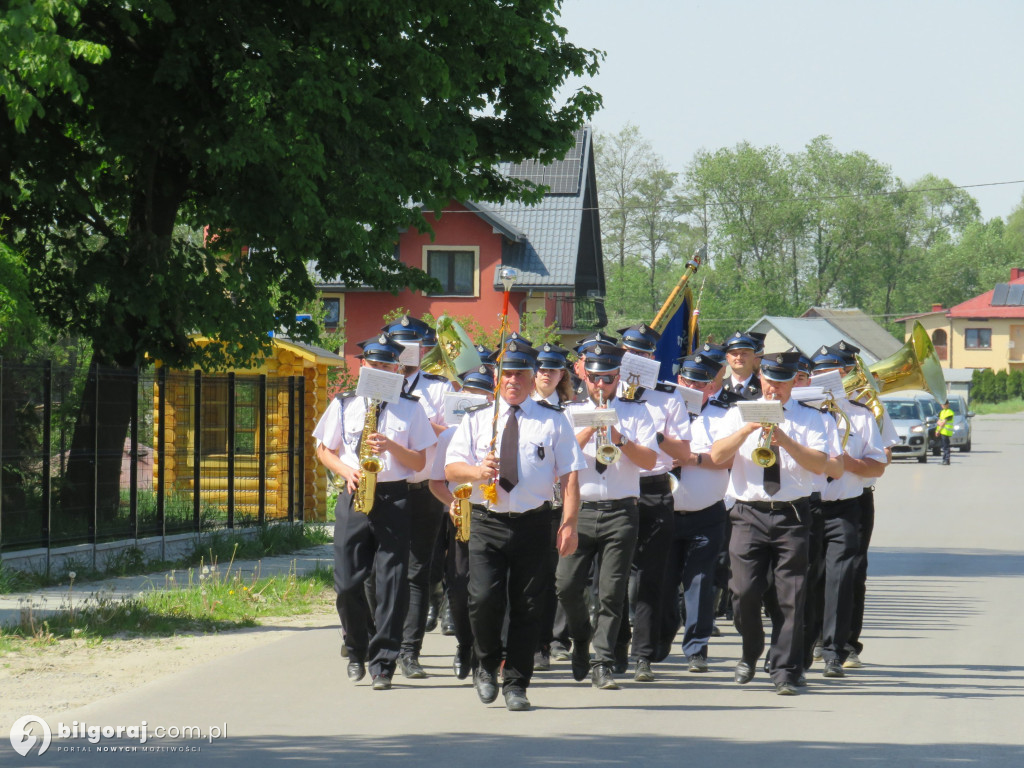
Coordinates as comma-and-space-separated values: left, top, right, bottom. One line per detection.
498, 405, 520, 492
763, 449, 781, 496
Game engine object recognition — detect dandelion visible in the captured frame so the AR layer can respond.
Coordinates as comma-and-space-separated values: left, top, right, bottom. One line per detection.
229, 590, 235, 595
68, 571, 77, 580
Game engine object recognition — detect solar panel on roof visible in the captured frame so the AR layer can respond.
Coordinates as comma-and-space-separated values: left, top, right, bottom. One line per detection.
992, 283, 1009, 305
1008, 284, 1024, 305
503, 131, 585, 195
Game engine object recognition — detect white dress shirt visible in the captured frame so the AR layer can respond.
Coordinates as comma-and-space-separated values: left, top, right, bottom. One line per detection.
821, 399, 888, 502
313, 394, 437, 482
674, 401, 731, 512
446, 397, 585, 513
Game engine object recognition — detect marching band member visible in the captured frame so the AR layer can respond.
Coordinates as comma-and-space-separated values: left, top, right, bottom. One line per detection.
809, 344, 888, 678
313, 333, 437, 691
558, 344, 658, 690
613, 324, 691, 682
428, 366, 495, 682
380, 315, 452, 680
711, 351, 834, 695
662, 353, 733, 672
446, 338, 585, 712
722, 331, 767, 400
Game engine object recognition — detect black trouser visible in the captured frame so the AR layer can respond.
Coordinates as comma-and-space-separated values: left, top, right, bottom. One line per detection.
468, 505, 555, 691
536, 508, 563, 653
616, 475, 674, 662
818, 498, 861, 664
334, 481, 410, 678
661, 501, 727, 659
400, 483, 446, 657
729, 498, 810, 685
556, 499, 639, 667
798, 498, 826, 670
444, 517, 473, 652
848, 488, 875, 654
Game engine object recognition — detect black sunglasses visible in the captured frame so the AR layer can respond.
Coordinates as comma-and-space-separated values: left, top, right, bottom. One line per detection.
587, 373, 617, 384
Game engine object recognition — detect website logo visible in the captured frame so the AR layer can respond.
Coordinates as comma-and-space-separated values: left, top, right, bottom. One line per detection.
9, 715, 52, 757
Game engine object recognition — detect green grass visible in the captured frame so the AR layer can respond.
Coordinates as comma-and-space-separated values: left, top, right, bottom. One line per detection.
971, 398, 1024, 415
0, 522, 332, 594
1, 561, 335, 648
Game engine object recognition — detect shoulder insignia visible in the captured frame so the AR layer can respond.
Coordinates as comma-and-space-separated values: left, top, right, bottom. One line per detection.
535, 399, 564, 412
846, 399, 871, 411
335, 391, 356, 402
797, 401, 818, 410
464, 402, 490, 414
622, 397, 648, 406
421, 372, 447, 382
400, 392, 420, 401
655, 382, 675, 394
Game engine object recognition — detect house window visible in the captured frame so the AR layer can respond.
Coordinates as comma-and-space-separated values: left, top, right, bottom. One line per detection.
424, 248, 478, 296
965, 328, 992, 349
323, 297, 340, 329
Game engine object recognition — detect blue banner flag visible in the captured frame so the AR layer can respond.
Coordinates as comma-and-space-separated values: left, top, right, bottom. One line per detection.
653, 287, 698, 381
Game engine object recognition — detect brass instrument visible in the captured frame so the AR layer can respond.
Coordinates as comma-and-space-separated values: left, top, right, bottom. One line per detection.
420, 315, 483, 383
870, 322, 946, 400
452, 483, 473, 542
649, 245, 706, 334
842, 355, 885, 425
353, 399, 382, 514
751, 424, 777, 468
594, 391, 622, 466
481, 267, 518, 504
751, 394, 778, 468
821, 392, 852, 450
622, 372, 641, 401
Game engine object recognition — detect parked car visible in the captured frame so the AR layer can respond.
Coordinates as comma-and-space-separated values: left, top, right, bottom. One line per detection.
902, 391, 941, 453
944, 394, 974, 452
880, 394, 929, 463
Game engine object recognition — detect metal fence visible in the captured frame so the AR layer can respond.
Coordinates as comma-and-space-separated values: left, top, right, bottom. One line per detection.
0, 361, 305, 553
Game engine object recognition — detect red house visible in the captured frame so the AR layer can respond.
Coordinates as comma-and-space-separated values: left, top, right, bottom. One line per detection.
316, 127, 607, 372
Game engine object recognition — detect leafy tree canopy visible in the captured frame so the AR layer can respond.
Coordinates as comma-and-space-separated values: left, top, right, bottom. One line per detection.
1, 0, 601, 369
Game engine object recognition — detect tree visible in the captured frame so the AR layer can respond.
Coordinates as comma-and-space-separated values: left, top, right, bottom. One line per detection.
595, 124, 653, 273
1, 0, 601, 524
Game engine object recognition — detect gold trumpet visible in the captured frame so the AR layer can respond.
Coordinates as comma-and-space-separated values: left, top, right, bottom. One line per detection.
452, 483, 473, 543
594, 391, 621, 466
751, 393, 778, 468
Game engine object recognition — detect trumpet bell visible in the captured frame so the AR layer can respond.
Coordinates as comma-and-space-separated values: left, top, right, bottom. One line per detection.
596, 444, 622, 465
420, 315, 483, 383
752, 447, 777, 468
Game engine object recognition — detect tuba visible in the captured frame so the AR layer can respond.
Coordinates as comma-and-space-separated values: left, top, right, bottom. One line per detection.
594, 391, 622, 466
842, 354, 886, 425
869, 321, 947, 400
452, 483, 473, 542
353, 399, 382, 514
420, 315, 483, 383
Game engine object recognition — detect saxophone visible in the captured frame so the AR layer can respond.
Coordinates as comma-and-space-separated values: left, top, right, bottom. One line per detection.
353, 399, 383, 514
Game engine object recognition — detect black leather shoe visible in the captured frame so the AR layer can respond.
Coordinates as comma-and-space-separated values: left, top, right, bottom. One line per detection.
440, 604, 455, 636
735, 660, 755, 685
453, 646, 472, 680
371, 673, 392, 691
774, 680, 798, 696
613, 645, 629, 675
425, 604, 439, 633
633, 658, 654, 682
398, 655, 427, 679
571, 640, 592, 682
591, 663, 619, 690
347, 660, 366, 682
823, 659, 845, 678
473, 667, 499, 704
503, 687, 531, 711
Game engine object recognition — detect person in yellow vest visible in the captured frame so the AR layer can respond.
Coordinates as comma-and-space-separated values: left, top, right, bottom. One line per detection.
937, 401, 955, 465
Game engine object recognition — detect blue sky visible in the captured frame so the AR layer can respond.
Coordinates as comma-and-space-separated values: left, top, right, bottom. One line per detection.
557, 0, 1024, 221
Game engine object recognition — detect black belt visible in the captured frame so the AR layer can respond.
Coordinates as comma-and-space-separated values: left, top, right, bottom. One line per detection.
407, 480, 430, 491
581, 498, 634, 512
639, 473, 672, 492
472, 502, 552, 517
375, 480, 408, 493
676, 500, 724, 516
742, 498, 808, 513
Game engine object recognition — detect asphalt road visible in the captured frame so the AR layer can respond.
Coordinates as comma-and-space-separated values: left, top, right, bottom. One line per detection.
11, 414, 1024, 767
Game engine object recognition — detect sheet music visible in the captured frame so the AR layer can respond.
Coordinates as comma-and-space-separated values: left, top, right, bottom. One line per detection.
355, 366, 405, 403
736, 399, 785, 425
397, 341, 420, 368
443, 392, 488, 425
676, 384, 704, 415
620, 352, 660, 390
568, 408, 620, 429
810, 369, 844, 396
790, 386, 826, 403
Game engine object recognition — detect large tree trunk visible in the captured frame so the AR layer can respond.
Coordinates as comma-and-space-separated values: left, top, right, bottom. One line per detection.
59, 360, 138, 533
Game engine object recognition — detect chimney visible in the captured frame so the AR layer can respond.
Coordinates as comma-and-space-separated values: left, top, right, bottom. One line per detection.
931, 303, 943, 312
1011, 267, 1024, 281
